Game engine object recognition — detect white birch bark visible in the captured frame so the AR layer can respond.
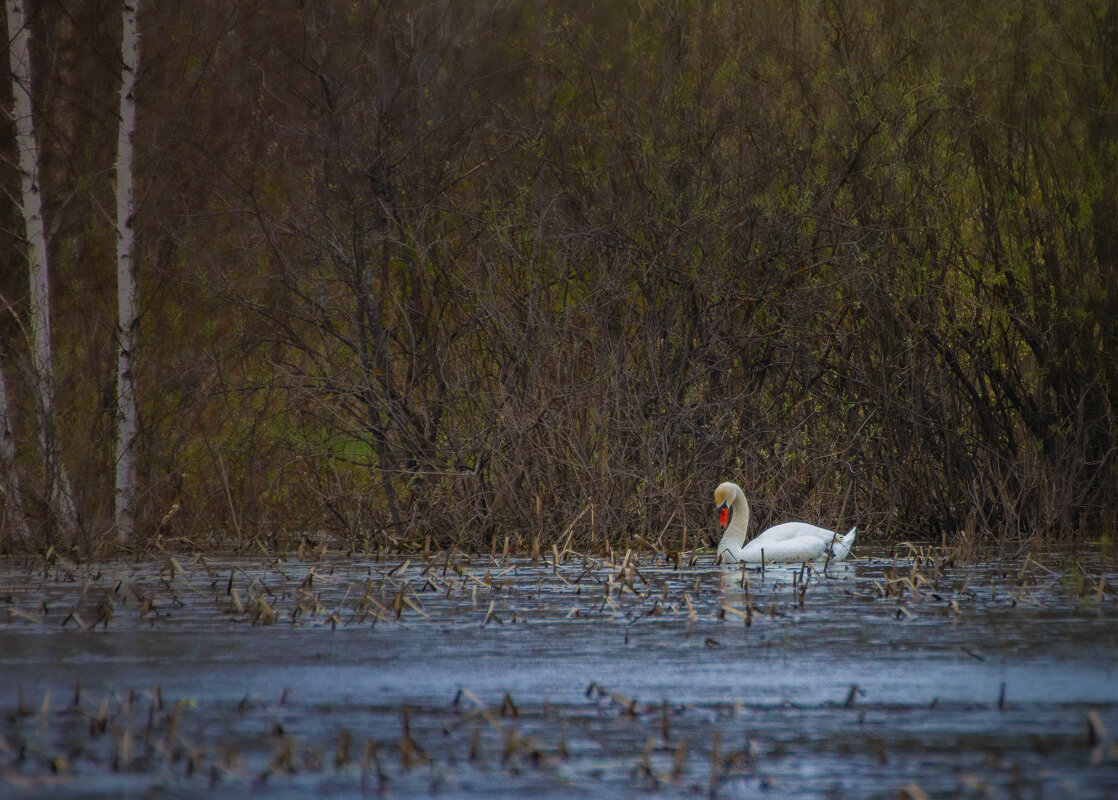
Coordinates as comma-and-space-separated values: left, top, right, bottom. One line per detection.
115, 0, 140, 541
6, 0, 79, 535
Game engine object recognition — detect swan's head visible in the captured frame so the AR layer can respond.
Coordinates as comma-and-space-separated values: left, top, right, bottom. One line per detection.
714, 482, 741, 530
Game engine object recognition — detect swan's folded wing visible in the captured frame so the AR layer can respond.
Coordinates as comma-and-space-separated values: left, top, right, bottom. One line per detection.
757, 522, 835, 543
742, 534, 827, 562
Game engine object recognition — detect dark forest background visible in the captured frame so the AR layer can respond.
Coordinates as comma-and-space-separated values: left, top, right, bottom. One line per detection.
2, 0, 1117, 554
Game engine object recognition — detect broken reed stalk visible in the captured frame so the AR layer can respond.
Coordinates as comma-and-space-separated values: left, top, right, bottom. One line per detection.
558, 506, 591, 555
1086, 709, 1109, 748
831, 483, 852, 573
360, 740, 387, 793
844, 684, 860, 708
708, 729, 722, 797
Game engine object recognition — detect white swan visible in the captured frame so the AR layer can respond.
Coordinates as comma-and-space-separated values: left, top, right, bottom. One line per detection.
714, 481, 856, 563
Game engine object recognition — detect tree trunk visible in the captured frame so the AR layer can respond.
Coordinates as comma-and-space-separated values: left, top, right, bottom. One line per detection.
6, 0, 79, 539
115, 0, 141, 542
0, 347, 32, 549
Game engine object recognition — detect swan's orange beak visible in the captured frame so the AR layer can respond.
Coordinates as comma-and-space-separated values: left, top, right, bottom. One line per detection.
718, 506, 729, 529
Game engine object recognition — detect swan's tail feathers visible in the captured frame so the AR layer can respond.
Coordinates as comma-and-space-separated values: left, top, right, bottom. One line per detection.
831, 527, 857, 561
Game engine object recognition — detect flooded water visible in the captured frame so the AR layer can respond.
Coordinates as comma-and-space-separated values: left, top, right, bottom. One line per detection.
1, 546, 1116, 798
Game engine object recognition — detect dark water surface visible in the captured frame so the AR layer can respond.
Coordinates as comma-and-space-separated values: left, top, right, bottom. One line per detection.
1, 547, 1116, 798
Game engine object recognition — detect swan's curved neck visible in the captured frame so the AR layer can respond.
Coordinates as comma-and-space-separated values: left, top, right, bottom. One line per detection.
725, 491, 751, 546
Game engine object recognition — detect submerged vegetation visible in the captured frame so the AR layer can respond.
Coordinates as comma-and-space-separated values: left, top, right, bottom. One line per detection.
2, 546, 1116, 797
2, 1, 1117, 553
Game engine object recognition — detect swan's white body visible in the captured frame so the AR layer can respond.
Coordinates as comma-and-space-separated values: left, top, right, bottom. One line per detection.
714, 481, 855, 563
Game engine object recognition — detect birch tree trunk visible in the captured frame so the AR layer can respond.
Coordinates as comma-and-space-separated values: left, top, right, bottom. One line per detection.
5, 0, 79, 537
115, 0, 140, 541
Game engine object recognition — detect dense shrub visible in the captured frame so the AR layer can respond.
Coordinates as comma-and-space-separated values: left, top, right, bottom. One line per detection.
2, 0, 1115, 551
